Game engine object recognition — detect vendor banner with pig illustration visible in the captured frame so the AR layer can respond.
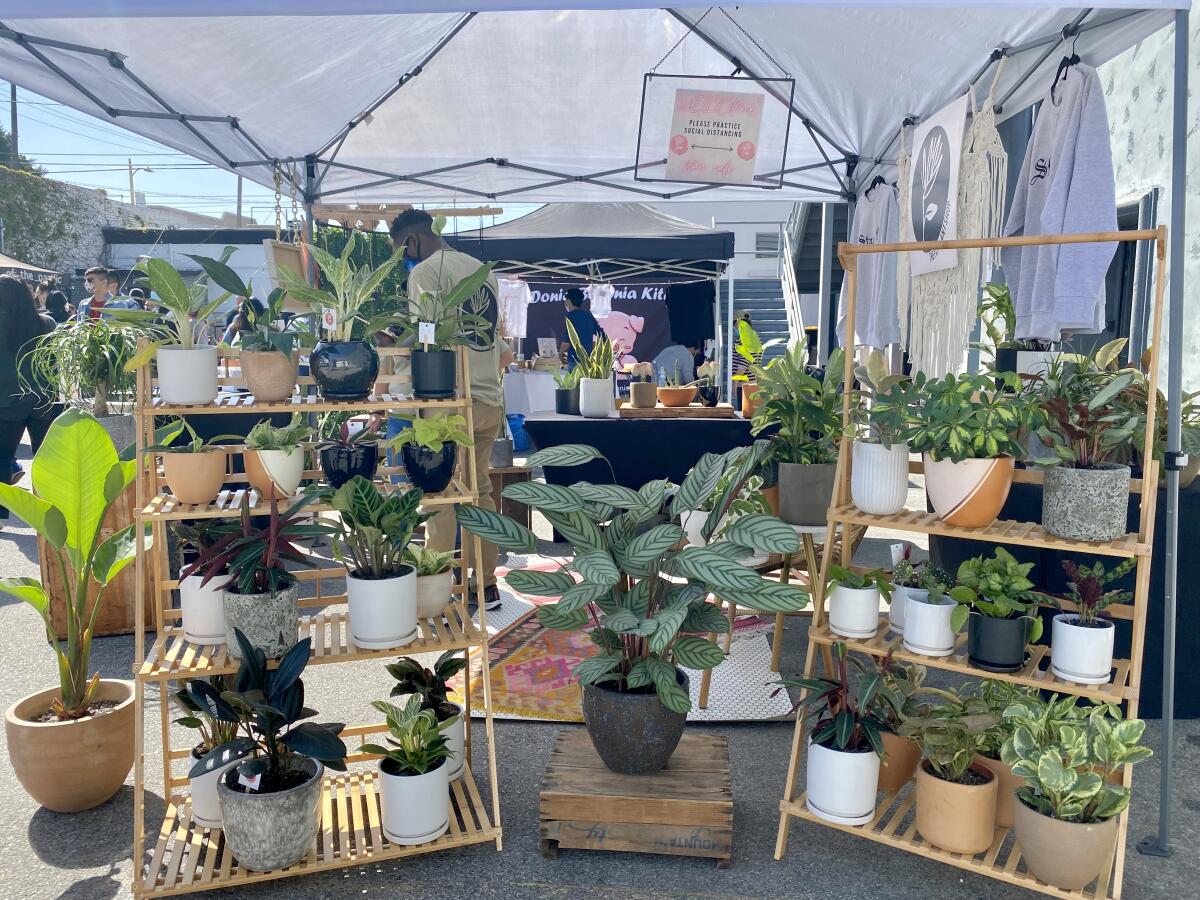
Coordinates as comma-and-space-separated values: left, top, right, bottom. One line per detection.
518, 282, 673, 366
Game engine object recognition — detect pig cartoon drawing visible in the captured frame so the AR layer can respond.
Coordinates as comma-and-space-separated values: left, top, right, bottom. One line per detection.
598, 311, 644, 367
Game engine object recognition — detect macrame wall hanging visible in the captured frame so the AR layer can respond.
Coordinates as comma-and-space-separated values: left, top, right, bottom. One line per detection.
898, 59, 1008, 377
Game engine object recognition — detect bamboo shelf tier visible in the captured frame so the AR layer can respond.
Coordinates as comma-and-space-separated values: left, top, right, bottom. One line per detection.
149, 392, 470, 415
141, 766, 497, 898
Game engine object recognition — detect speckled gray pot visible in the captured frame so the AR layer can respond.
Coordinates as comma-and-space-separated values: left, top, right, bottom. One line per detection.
581, 671, 689, 774
217, 756, 322, 872
222, 581, 299, 660
1042, 464, 1130, 542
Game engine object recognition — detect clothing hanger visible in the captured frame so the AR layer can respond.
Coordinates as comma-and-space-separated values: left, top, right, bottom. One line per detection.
1050, 27, 1081, 104
864, 174, 888, 198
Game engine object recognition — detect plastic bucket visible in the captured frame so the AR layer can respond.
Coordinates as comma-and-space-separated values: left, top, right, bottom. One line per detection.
506, 413, 530, 452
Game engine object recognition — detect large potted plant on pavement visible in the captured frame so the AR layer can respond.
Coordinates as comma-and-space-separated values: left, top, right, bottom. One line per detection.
386, 649, 468, 780
243, 414, 311, 500
189, 631, 348, 869
317, 411, 382, 489
825, 565, 891, 639
387, 412, 473, 494
404, 545, 456, 619
850, 350, 919, 515
173, 676, 241, 828
750, 344, 844, 526
948, 547, 1043, 673
146, 417, 235, 506
457, 440, 809, 773
0, 409, 142, 811
1048, 558, 1135, 685
399, 262, 493, 399
567, 319, 616, 418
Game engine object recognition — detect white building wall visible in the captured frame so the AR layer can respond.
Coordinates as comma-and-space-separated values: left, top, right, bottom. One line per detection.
106, 240, 270, 308
650, 200, 796, 279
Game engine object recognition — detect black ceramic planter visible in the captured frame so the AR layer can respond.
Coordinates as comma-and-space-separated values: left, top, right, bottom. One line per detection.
697, 384, 720, 407
401, 443, 457, 493
554, 386, 580, 416
581, 670, 689, 774
967, 612, 1032, 673
320, 443, 380, 489
310, 340, 379, 401
411, 349, 457, 399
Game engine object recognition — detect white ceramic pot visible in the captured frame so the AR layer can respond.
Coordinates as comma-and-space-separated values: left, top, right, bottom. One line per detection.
902, 593, 957, 657
1051, 614, 1116, 684
347, 566, 417, 650
579, 376, 612, 419
681, 509, 710, 547
180, 573, 231, 645
852, 441, 909, 515
415, 571, 454, 620
189, 744, 244, 829
444, 704, 465, 781
157, 345, 219, 406
806, 738, 880, 826
244, 447, 305, 499
378, 757, 451, 845
828, 584, 880, 639
889, 585, 926, 636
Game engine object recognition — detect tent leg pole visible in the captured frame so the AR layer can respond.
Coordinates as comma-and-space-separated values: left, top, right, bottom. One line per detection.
302, 154, 316, 281
816, 202, 834, 365
1138, 5, 1187, 860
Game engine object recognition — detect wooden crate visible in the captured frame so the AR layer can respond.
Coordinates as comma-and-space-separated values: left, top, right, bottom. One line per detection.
539, 730, 733, 868
490, 465, 532, 529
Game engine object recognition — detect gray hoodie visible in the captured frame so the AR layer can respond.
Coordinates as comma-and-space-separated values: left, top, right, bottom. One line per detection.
1002, 63, 1116, 341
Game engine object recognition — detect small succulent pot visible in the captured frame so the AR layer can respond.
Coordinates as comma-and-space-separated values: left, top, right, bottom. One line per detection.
162, 448, 228, 506
973, 752, 1024, 828
902, 593, 956, 657
239, 349, 297, 402
806, 738, 880, 826
222, 580, 299, 660
914, 760, 997, 855
189, 743, 244, 829
1012, 796, 1119, 891
923, 454, 1014, 528
555, 386, 581, 416
310, 339, 379, 402
827, 583, 880, 639
347, 566, 417, 650
889, 585, 924, 636
878, 730, 921, 794
411, 349, 457, 399
966, 611, 1032, 673
319, 442, 379, 489
415, 570, 454, 619
244, 447, 305, 500
778, 462, 837, 526
378, 756, 450, 845
657, 385, 697, 407
218, 756, 323, 871
629, 381, 657, 409
180, 573, 231, 645
1042, 464, 1130, 542
1051, 614, 1116, 684
401, 443, 457, 494
579, 376, 613, 419
581, 671, 689, 775
739, 382, 761, 418
851, 440, 909, 515
156, 345, 219, 406
697, 384, 720, 407
443, 703, 466, 781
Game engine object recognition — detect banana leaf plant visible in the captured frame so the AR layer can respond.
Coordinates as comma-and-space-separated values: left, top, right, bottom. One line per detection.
455, 441, 810, 713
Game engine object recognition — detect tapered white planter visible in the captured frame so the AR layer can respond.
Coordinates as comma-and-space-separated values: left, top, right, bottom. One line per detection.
444, 704, 465, 780
889, 585, 926, 636
579, 376, 612, 419
378, 757, 450, 845
681, 509, 710, 547
180, 573, 231, 645
347, 567, 417, 650
827, 584, 880, 638
189, 744, 243, 828
806, 738, 880, 826
1051, 614, 1116, 684
415, 571, 453, 619
902, 593, 957, 657
157, 345, 219, 406
244, 448, 305, 500
852, 441, 909, 515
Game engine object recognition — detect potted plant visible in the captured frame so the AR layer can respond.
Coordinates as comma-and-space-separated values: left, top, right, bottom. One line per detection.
387, 412, 473, 494
553, 367, 581, 415
173, 520, 232, 645
0, 410, 140, 812
750, 345, 844, 526
404, 545, 456, 619
361, 696, 455, 844
457, 440, 809, 773
1002, 696, 1151, 890
1048, 558, 1135, 684
327, 476, 428, 650
948, 547, 1043, 673
243, 413, 311, 500
825, 565, 891, 639
732, 318, 782, 418
385, 649, 468, 779
146, 417, 236, 506
657, 359, 697, 408
888, 547, 950, 638
317, 411, 382, 489
172, 676, 243, 828
567, 319, 616, 419
626, 361, 656, 409
874, 650, 927, 792
188, 631, 348, 869
850, 350, 919, 515
1028, 340, 1141, 542
966, 679, 1038, 828
696, 359, 720, 407
399, 262, 493, 399
975, 282, 1022, 373
898, 687, 999, 855
908, 370, 1035, 528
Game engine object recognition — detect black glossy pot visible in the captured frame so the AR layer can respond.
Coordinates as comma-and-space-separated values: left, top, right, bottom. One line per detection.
581, 670, 689, 774
967, 612, 1032, 673
412, 349, 457, 399
697, 384, 720, 407
554, 387, 580, 416
401, 443, 457, 494
320, 443, 380, 489
310, 340, 379, 401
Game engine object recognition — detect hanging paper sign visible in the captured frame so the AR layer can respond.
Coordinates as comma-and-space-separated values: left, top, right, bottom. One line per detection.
664, 88, 764, 186
907, 94, 968, 276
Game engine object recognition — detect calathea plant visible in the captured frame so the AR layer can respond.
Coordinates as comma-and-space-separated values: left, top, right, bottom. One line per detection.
1054, 558, 1136, 626
455, 441, 809, 713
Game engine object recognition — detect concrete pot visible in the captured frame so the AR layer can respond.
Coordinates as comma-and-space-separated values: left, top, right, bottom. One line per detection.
1042, 464, 1130, 542
581, 672, 689, 775
218, 756, 323, 871
378, 757, 450, 845
180, 573, 231, 645
415, 571, 453, 619
157, 345, 219, 406
189, 744, 243, 829
879, 730, 921, 793
852, 441, 909, 515
778, 462, 837, 526
903, 593, 956, 657
1012, 797, 1119, 890
1051, 614, 1116, 685
914, 761, 997, 855
805, 738, 880, 826
924, 454, 1014, 528
657, 385, 697, 407
222, 581, 299, 660
579, 377, 612, 418
966, 612, 1033, 673
347, 567, 417, 650
973, 753, 1024, 828
629, 381, 657, 408
240, 350, 297, 402
5, 679, 135, 812
244, 447, 305, 500
827, 583, 880, 639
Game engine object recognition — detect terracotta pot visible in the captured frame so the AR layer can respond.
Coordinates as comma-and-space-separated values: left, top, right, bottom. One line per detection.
244, 447, 306, 499
923, 454, 1015, 528
740, 382, 761, 418
914, 760, 997, 855
162, 448, 227, 505
629, 381, 657, 409
239, 350, 297, 402
762, 483, 780, 517
657, 385, 697, 407
879, 731, 921, 793
5, 679, 135, 812
973, 753, 1024, 828
1012, 796, 1119, 890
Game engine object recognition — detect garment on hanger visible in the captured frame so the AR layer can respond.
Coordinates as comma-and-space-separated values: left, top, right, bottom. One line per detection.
1002, 62, 1116, 342
585, 283, 615, 318
836, 182, 900, 351
497, 277, 531, 338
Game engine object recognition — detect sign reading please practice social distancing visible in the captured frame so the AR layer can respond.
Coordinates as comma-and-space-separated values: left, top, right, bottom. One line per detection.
665, 88, 764, 186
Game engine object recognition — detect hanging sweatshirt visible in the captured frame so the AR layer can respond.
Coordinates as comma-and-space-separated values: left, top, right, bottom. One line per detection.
1002, 63, 1116, 342
837, 183, 900, 350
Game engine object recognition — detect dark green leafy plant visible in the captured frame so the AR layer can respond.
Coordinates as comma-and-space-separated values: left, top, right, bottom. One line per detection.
750, 344, 845, 465
827, 564, 893, 602
316, 411, 383, 448
897, 686, 998, 782
187, 253, 309, 355
874, 648, 927, 732
173, 676, 239, 753
144, 417, 234, 454
908, 370, 1036, 462
948, 547, 1042, 640
324, 476, 428, 578
775, 641, 890, 756
361, 695, 453, 776
400, 262, 494, 352
964, 679, 1039, 761
891, 547, 951, 597
387, 649, 467, 720
975, 282, 1018, 372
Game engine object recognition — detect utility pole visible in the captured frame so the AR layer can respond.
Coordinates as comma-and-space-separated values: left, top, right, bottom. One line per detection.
128, 158, 136, 205
236, 174, 243, 227
9, 83, 17, 156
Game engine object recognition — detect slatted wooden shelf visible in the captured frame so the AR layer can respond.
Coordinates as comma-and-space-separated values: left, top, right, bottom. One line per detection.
783, 784, 1117, 900
828, 504, 1149, 559
150, 392, 470, 415
806, 623, 1134, 702
140, 766, 497, 898
139, 603, 483, 681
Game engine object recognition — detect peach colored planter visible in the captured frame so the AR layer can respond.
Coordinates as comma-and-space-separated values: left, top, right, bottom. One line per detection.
240, 350, 297, 402
162, 448, 227, 505
657, 386, 697, 407
879, 731, 921, 793
914, 761, 997, 854
1012, 796, 1119, 890
923, 454, 1015, 528
974, 752, 1024, 828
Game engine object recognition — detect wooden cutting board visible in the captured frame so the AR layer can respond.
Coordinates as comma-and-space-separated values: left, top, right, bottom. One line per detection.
618, 403, 736, 419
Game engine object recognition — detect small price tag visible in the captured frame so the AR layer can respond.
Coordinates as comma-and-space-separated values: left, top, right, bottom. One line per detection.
418, 321, 436, 345
237, 770, 262, 792
321, 307, 338, 332
889, 542, 907, 566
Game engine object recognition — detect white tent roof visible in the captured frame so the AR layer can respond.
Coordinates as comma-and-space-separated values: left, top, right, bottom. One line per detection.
0, 3, 1185, 203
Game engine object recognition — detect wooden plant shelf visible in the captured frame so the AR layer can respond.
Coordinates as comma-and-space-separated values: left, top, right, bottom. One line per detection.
140, 766, 497, 898
783, 783, 1117, 900
149, 392, 470, 416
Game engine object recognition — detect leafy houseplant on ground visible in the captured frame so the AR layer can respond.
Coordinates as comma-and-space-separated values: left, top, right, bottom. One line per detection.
243, 414, 311, 500
386, 649, 468, 779
399, 261, 493, 399
567, 319, 616, 418
189, 631, 348, 869
146, 417, 235, 506
0, 410, 143, 812
554, 367, 581, 415
457, 441, 809, 774
173, 519, 232, 645
948, 547, 1043, 673
317, 411, 383, 489
1049, 558, 1135, 685
387, 412, 473, 493
173, 676, 240, 827
404, 545, 456, 619
825, 565, 892, 639
850, 349, 920, 515
750, 344, 845, 526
